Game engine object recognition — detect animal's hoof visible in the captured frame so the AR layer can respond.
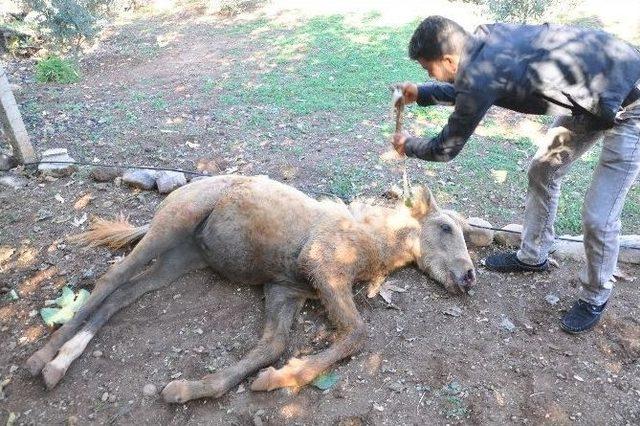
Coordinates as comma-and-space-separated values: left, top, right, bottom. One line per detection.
250, 367, 277, 392
42, 361, 66, 389
162, 380, 191, 404
25, 350, 51, 376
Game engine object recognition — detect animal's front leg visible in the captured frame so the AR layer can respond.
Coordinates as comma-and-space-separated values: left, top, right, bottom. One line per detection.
366, 275, 387, 298
251, 274, 366, 392
162, 283, 305, 403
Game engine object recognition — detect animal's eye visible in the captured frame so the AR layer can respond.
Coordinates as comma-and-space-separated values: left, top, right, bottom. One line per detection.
440, 223, 452, 233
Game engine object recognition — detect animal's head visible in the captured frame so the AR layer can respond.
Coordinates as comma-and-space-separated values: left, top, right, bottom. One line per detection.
407, 186, 476, 294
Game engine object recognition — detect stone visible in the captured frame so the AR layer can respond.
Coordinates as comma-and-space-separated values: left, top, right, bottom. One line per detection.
494, 224, 523, 247
142, 384, 157, 396
196, 157, 226, 175
551, 236, 584, 262
545, 294, 559, 305
38, 148, 77, 177
552, 234, 640, 265
618, 235, 640, 264
0, 153, 18, 171
0, 173, 28, 189
101, 391, 109, 402
280, 165, 298, 181
156, 171, 187, 194
388, 382, 405, 393
443, 306, 462, 317
466, 217, 494, 247
90, 166, 122, 182
253, 409, 265, 426
122, 168, 157, 190
500, 317, 516, 332
92, 350, 103, 358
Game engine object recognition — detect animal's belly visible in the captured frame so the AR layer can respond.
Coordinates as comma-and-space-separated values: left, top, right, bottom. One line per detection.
195, 216, 308, 286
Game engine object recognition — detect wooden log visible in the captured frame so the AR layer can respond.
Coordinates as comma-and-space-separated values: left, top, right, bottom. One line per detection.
0, 65, 35, 164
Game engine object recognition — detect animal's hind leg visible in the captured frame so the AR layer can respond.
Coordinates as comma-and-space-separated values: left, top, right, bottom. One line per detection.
26, 229, 180, 376
251, 274, 366, 391
161, 283, 306, 403
40, 243, 206, 389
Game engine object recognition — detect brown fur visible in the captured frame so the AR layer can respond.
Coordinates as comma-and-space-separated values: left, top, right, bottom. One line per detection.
26, 175, 477, 403
68, 214, 149, 250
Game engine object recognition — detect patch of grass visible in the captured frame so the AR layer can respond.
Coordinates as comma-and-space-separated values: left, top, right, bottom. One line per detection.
202, 78, 216, 93
438, 381, 469, 420
35, 56, 80, 84
216, 15, 424, 127
138, 43, 160, 58
327, 159, 368, 200
151, 95, 168, 110
415, 106, 451, 127
131, 91, 147, 103
126, 111, 139, 124
61, 102, 84, 113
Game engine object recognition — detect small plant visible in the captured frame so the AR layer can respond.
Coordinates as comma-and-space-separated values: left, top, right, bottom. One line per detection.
202, 78, 216, 93
485, 0, 556, 23
23, 0, 120, 49
35, 55, 80, 83
151, 96, 168, 110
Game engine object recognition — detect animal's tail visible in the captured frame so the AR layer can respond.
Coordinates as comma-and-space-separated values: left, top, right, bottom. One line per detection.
68, 214, 149, 250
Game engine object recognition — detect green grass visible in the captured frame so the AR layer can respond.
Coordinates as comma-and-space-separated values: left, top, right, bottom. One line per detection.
214, 15, 423, 126
35, 56, 80, 84
326, 159, 369, 200
151, 95, 168, 110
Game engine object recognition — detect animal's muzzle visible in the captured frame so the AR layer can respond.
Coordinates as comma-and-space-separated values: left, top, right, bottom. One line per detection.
456, 268, 476, 291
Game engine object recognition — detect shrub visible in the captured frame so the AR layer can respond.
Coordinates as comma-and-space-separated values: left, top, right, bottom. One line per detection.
21, 0, 135, 50
35, 55, 80, 83
484, 0, 555, 23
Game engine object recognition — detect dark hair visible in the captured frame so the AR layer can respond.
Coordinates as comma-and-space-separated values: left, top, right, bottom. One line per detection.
408, 16, 468, 61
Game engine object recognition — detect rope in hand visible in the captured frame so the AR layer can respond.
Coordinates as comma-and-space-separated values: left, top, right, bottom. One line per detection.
391, 85, 413, 206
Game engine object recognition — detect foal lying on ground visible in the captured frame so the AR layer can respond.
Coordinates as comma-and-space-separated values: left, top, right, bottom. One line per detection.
26, 175, 481, 403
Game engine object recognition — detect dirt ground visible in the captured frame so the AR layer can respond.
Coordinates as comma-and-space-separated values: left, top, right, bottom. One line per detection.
1, 3, 640, 425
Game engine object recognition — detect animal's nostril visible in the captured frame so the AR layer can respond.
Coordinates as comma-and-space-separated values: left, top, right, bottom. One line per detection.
462, 269, 475, 285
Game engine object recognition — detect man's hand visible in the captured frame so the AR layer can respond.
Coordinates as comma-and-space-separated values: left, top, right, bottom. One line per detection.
391, 82, 418, 104
391, 131, 411, 156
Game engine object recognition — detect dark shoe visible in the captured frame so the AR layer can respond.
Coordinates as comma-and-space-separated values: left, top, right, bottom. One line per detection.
484, 251, 549, 273
560, 300, 607, 334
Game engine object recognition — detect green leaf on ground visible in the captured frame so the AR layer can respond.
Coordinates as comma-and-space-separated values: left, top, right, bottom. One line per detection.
40, 287, 90, 326
312, 371, 340, 390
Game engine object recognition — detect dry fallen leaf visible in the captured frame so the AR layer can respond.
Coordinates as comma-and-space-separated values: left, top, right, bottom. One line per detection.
379, 281, 406, 304
72, 213, 88, 227
74, 192, 94, 210
613, 267, 635, 282
491, 169, 508, 184
380, 150, 404, 162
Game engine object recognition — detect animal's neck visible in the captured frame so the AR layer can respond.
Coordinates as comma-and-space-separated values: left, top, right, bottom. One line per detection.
355, 206, 421, 275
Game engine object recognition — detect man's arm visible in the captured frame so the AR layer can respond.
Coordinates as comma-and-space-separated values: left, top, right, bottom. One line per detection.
416, 82, 456, 107
404, 89, 494, 162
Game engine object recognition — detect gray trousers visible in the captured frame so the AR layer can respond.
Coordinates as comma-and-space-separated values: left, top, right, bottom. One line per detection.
517, 99, 640, 306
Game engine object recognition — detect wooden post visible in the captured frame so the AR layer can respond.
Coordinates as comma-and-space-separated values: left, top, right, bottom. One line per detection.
0, 65, 36, 164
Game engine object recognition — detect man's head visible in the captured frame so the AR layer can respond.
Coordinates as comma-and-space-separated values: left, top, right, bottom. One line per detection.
409, 16, 468, 83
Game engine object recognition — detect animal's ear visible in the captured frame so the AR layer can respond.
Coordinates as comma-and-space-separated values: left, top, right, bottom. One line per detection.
409, 185, 438, 220
441, 209, 470, 236
442, 210, 494, 247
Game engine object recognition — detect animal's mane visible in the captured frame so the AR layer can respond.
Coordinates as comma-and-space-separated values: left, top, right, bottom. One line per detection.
347, 196, 404, 222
